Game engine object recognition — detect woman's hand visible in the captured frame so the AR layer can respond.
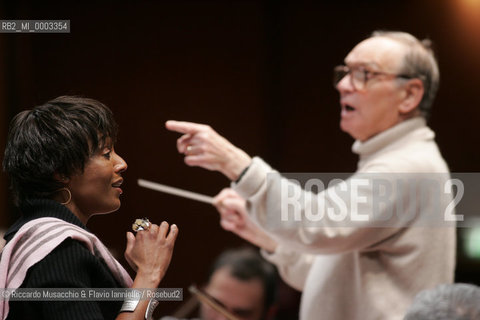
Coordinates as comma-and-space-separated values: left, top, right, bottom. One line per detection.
124, 221, 178, 287
213, 188, 278, 253
116, 222, 177, 320
165, 120, 252, 181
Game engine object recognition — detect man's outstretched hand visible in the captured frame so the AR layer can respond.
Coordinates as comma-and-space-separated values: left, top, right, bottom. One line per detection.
166, 120, 252, 181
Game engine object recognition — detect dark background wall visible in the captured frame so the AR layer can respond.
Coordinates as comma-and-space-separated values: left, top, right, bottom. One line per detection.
1, 0, 480, 317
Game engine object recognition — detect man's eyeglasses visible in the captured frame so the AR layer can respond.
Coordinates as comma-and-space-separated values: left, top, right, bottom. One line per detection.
333, 65, 416, 91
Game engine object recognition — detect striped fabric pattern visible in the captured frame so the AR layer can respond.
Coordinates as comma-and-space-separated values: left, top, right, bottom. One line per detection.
0, 217, 133, 320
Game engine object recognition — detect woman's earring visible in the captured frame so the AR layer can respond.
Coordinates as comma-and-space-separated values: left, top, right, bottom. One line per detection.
59, 187, 72, 205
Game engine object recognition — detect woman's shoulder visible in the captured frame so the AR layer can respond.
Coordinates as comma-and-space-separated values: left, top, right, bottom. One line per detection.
22, 238, 119, 289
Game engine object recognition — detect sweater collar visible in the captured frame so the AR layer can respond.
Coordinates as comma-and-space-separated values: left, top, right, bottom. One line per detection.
4, 198, 88, 242
351, 117, 431, 157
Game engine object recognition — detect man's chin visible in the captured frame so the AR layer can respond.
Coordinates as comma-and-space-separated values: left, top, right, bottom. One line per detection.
342, 128, 366, 142
340, 121, 354, 136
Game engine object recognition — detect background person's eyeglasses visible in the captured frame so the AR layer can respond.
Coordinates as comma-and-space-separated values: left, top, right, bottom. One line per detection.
333, 65, 415, 91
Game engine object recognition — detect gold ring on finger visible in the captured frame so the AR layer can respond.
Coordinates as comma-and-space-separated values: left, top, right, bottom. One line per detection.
132, 218, 151, 232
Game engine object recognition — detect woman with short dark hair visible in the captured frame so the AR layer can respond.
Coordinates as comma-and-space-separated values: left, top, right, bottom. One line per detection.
0, 96, 178, 320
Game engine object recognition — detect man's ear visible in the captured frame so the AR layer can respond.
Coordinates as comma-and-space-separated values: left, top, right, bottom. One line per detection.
399, 78, 424, 114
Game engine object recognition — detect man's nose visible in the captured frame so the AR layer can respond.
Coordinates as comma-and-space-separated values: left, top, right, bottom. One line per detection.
336, 73, 354, 93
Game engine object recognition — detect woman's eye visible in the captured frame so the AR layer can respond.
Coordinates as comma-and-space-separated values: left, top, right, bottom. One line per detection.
103, 151, 111, 159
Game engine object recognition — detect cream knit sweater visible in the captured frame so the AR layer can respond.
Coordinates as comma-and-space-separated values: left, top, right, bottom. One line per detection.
233, 117, 456, 320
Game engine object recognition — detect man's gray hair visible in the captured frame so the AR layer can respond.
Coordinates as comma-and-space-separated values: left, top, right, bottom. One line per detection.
371, 31, 440, 120
404, 283, 480, 320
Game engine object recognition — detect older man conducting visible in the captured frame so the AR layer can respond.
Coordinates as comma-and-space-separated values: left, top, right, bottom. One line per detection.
166, 31, 455, 320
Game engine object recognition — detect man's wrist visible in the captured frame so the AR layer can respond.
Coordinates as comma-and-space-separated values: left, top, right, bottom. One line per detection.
234, 165, 250, 183
224, 150, 252, 181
